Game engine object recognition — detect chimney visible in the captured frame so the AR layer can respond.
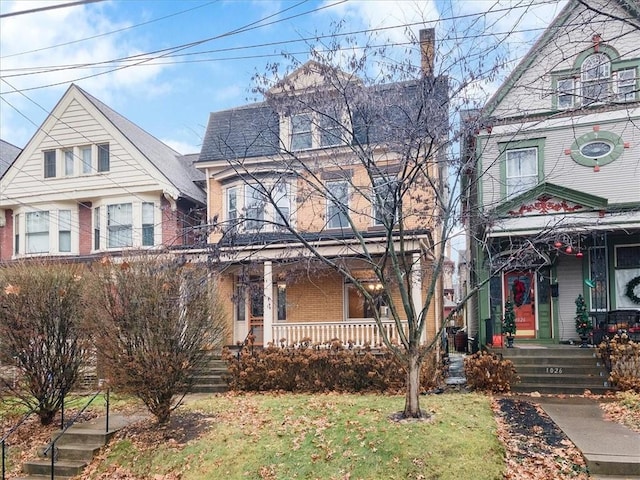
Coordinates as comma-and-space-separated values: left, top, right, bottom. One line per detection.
420, 28, 435, 77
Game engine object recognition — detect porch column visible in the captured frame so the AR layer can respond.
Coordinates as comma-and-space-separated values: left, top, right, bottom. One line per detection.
263, 261, 274, 345
411, 253, 425, 343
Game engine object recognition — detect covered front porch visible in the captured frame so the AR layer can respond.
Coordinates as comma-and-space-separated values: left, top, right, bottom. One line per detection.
216, 242, 437, 347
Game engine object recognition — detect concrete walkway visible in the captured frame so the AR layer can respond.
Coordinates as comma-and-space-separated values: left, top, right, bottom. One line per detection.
536, 397, 640, 479
444, 353, 466, 386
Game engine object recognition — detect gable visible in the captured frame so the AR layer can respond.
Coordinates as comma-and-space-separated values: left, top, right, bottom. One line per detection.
485, 0, 640, 120
495, 182, 608, 216
0, 85, 204, 207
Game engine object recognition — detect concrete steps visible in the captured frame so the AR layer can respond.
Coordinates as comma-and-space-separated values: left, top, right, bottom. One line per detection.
14, 414, 143, 480
192, 351, 229, 394
491, 345, 614, 395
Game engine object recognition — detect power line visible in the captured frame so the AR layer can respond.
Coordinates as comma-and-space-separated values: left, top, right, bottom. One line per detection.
0, 0, 105, 19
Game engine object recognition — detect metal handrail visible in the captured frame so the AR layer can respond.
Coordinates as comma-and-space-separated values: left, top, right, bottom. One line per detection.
1, 402, 42, 480
42, 388, 110, 480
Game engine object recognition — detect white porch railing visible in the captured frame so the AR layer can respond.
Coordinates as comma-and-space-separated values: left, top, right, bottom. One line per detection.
272, 320, 409, 347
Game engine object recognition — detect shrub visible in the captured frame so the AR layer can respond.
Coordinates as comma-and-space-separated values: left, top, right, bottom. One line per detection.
597, 335, 640, 392
463, 351, 520, 393
223, 343, 440, 394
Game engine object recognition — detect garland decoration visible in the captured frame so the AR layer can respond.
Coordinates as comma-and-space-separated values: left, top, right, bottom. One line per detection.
625, 275, 640, 305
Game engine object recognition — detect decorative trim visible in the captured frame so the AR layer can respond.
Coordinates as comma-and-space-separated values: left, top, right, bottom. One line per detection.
507, 196, 583, 216
568, 130, 625, 167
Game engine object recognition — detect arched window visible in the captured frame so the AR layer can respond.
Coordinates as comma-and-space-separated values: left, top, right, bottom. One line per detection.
581, 53, 611, 104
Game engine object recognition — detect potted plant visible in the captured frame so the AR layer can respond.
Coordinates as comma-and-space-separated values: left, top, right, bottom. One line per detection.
575, 294, 593, 348
502, 298, 517, 348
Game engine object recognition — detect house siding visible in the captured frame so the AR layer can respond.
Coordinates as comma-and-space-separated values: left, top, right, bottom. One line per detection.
555, 255, 583, 341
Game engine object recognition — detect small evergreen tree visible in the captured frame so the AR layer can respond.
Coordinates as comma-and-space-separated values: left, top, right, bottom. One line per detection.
502, 299, 516, 336
575, 294, 592, 336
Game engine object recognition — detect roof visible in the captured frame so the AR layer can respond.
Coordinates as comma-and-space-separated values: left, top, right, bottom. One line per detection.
76, 85, 205, 205
482, 0, 640, 119
197, 69, 448, 164
0, 139, 21, 179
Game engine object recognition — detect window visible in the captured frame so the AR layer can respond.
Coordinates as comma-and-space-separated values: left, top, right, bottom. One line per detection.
14, 214, 19, 255
26, 211, 49, 253
142, 202, 154, 246
291, 114, 312, 150
94, 207, 100, 250
235, 284, 246, 321
505, 148, 538, 198
557, 78, 575, 109
580, 141, 612, 158
589, 246, 608, 311
273, 182, 290, 229
615, 244, 640, 268
276, 283, 287, 321
581, 53, 611, 104
97, 143, 110, 172
227, 187, 237, 227
58, 210, 71, 252
107, 203, 132, 248
81, 146, 92, 174
44, 150, 56, 178
327, 180, 349, 229
617, 68, 636, 102
319, 115, 342, 147
373, 177, 397, 226
64, 150, 74, 176
245, 185, 265, 231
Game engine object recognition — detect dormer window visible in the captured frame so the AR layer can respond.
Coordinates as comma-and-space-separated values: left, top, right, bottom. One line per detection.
581, 53, 611, 104
288, 112, 346, 151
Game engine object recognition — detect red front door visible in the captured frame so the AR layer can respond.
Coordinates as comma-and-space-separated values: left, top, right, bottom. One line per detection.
504, 271, 536, 338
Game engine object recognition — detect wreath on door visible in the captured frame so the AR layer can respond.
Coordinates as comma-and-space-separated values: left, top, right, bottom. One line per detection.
512, 279, 526, 307
625, 275, 640, 305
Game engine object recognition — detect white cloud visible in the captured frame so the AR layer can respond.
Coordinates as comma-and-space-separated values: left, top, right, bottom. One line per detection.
0, 0, 171, 145
162, 138, 200, 156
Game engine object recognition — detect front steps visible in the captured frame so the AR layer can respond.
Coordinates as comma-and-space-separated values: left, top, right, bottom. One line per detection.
490, 344, 613, 395
192, 350, 229, 394
14, 414, 143, 480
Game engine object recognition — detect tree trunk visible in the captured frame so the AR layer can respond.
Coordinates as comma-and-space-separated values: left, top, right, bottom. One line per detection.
403, 349, 423, 418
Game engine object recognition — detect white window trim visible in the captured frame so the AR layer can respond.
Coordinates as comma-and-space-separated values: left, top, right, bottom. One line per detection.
93, 199, 160, 252
224, 181, 295, 233
14, 207, 79, 257
284, 112, 348, 151
505, 147, 538, 199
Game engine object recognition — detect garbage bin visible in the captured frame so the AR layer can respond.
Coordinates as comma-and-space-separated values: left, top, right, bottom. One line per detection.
454, 330, 468, 353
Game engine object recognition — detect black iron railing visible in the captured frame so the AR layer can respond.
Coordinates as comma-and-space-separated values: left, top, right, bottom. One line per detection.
42, 388, 110, 480
1, 402, 41, 480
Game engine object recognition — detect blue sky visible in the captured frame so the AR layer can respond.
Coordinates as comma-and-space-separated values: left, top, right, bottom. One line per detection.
0, 0, 566, 154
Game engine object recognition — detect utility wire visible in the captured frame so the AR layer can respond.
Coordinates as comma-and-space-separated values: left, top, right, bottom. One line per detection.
0, 0, 105, 19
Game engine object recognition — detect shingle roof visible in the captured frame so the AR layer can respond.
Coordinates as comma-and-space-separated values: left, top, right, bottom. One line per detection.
198, 73, 448, 164
76, 85, 205, 205
0, 139, 21, 179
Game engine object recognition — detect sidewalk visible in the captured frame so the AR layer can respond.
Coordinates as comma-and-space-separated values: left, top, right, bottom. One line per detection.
536, 397, 640, 479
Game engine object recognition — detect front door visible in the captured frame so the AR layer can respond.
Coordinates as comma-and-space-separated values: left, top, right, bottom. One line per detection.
504, 271, 536, 339
536, 269, 552, 339
249, 281, 264, 345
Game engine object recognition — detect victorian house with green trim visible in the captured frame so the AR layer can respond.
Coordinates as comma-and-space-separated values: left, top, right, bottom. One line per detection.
463, 0, 640, 347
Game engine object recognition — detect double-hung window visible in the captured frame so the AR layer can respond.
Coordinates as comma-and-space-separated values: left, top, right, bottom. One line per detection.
505, 148, 538, 198
94, 207, 101, 250
97, 143, 110, 172
107, 203, 132, 248
557, 78, 575, 109
373, 177, 397, 226
142, 202, 154, 246
81, 146, 92, 174
64, 150, 74, 176
581, 53, 611, 104
319, 115, 342, 147
616, 68, 636, 102
58, 210, 72, 252
44, 150, 56, 178
273, 182, 290, 229
291, 114, 312, 150
245, 185, 265, 231
26, 211, 50, 253
327, 180, 349, 229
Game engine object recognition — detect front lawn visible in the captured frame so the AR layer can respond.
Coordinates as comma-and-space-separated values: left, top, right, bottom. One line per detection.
84, 393, 504, 480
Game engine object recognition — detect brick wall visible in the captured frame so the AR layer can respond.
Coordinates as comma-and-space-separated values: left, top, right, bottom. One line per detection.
0, 210, 13, 261
78, 203, 92, 255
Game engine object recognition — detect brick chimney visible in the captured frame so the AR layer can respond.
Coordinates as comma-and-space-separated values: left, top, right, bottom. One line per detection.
420, 28, 435, 77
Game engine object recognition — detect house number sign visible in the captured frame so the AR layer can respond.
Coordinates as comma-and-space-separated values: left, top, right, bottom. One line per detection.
545, 367, 563, 374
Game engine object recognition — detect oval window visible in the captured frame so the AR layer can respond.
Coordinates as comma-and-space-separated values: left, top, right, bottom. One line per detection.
580, 141, 612, 158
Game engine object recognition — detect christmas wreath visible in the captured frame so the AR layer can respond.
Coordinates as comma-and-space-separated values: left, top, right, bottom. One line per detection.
625, 275, 640, 305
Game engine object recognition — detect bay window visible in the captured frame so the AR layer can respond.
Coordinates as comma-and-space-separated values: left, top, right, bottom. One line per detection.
107, 203, 133, 248
142, 202, 155, 246
26, 211, 50, 253
58, 210, 71, 252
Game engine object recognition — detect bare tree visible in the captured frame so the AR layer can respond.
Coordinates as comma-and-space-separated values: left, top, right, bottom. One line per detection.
88, 255, 228, 424
200, 25, 478, 418
0, 261, 88, 425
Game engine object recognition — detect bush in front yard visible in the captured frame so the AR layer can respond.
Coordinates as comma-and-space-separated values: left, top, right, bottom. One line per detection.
597, 334, 640, 392
223, 343, 440, 393
463, 351, 520, 393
